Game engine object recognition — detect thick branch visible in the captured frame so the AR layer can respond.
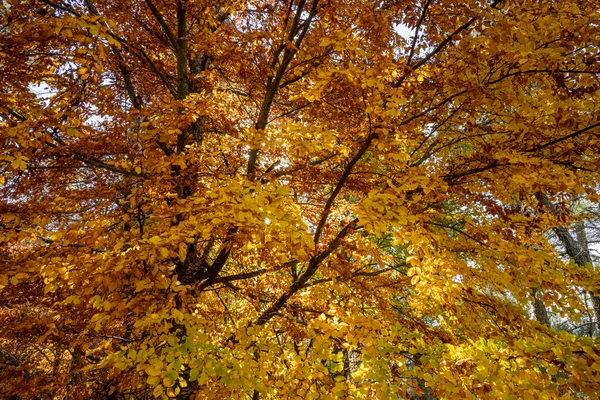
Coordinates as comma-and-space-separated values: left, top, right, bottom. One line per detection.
313, 135, 373, 245
247, 0, 321, 179
406, 0, 432, 68
525, 121, 600, 153
394, 0, 505, 88
255, 219, 357, 326
536, 192, 600, 331
144, 0, 179, 49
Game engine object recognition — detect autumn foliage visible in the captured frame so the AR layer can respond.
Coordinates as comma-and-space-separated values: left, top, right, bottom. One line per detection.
1, 0, 600, 398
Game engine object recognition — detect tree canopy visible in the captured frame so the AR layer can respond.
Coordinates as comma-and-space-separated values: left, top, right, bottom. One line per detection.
1, 0, 600, 398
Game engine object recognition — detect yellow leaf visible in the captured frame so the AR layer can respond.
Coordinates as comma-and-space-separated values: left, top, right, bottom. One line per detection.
148, 236, 162, 245
11, 156, 28, 171
163, 377, 174, 387
178, 243, 187, 262
147, 365, 162, 377
152, 384, 163, 397
159, 247, 169, 258
67, 128, 81, 137
188, 368, 199, 381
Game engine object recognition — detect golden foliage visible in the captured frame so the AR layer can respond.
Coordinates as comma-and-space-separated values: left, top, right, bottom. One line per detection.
1, 0, 600, 398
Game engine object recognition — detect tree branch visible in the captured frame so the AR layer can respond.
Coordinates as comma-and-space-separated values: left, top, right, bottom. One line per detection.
525, 121, 600, 153
313, 135, 373, 245
247, 0, 322, 179
144, 0, 178, 50
255, 218, 358, 326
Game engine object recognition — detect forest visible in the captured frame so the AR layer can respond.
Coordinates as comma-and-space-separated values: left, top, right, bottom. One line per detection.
1, 0, 600, 398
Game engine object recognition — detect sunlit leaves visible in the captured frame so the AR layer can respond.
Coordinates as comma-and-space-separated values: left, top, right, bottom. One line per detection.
1, 0, 600, 398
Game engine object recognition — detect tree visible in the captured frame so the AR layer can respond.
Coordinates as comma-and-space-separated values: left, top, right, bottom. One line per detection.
1, 0, 600, 398
536, 198, 600, 337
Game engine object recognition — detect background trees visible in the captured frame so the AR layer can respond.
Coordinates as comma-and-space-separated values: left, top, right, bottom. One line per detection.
1, 0, 599, 398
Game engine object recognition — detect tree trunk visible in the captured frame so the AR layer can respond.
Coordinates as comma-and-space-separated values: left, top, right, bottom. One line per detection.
532, 287, 551, 327
537, 193, 600, 334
